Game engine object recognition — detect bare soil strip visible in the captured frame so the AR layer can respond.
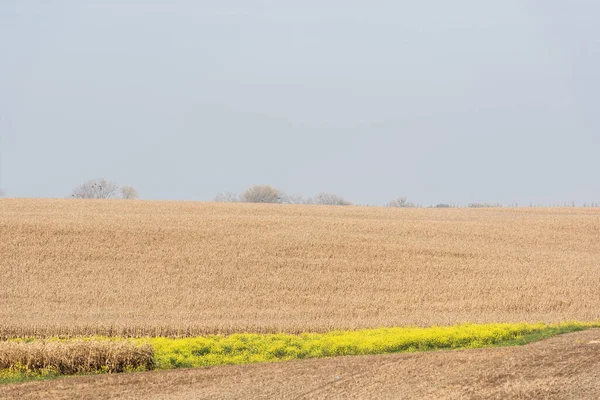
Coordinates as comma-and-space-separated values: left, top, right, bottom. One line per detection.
2, 329, 599, 399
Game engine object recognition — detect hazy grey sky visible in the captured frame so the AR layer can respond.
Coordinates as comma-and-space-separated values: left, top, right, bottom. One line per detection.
1, 1, 599, 205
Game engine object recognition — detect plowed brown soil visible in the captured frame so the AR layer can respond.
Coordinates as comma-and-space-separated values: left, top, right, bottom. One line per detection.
2, 329, 599, 399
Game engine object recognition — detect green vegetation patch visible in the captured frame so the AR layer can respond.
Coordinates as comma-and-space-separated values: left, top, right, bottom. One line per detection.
0, 366, 61, 385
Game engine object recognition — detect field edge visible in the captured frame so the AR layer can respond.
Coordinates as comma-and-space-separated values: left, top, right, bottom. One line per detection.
2, 321, 598, 385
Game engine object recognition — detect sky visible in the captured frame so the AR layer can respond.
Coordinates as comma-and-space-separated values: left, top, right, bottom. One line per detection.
1, 0, 599, 206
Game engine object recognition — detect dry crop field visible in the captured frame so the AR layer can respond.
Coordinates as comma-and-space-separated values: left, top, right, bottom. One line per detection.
1, 198, 600, 338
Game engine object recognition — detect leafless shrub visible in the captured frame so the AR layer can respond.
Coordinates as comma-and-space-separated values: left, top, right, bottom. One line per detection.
240, 185, 281, 204
386, 197, 415, 208
121, 186, 140, 200
214, 192, 239, 203
280, 194, 312, 205
314, 192, 352, 206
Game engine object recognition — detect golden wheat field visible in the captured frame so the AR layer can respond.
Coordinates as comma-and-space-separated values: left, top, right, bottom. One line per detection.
1, 198, 599, 338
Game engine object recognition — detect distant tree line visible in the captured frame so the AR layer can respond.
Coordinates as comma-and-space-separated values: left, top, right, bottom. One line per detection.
213, 185, 600, 208
214, 186, 457, 207
468, 202, 503, 208
214, 185, 353, 206
63, 179, 599, 208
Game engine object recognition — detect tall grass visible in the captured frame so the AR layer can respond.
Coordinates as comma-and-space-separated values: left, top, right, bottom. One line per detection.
0, 339, 154, 374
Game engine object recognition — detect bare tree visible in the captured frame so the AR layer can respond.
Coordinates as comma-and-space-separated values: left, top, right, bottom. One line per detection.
314, 192, 352, 206
386, 196, 415, 208
71, 179, 120, 199
240, 185, 281, 203
121, 185, 139, 200
214, 192, 239, 202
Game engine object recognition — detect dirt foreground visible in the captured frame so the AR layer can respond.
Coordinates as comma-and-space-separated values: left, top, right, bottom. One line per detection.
2, 329, 600, 400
